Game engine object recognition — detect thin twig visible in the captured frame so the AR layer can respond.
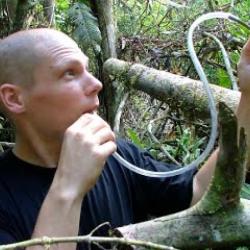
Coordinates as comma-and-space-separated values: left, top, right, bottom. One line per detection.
140, 101, 164, 141
204, 32, 238, 91
148, 116, 181, 166
88, 222, 112, 250
230, 0, 235, 9
49, 1, 55, 27
0, 141, 14, 147
165, 0, 189, 9
0, 235, 180, 250
114, 92, 130, 135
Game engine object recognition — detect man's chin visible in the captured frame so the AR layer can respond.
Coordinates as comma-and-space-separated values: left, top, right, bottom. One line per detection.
83, 110, 98, 115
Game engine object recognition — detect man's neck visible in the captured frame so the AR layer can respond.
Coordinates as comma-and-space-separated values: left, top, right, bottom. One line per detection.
14, 131, 62, 168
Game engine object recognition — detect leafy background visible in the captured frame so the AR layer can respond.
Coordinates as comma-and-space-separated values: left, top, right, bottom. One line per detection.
0, 0, 250, 196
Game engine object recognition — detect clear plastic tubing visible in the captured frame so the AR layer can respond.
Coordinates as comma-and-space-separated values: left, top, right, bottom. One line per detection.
112, 12, 246, 177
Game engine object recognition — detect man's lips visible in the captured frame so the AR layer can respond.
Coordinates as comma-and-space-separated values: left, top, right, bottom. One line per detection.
82, 101, 99, 114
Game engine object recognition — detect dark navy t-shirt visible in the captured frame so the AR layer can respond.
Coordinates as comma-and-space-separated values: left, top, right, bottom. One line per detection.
0, 139, 195, 248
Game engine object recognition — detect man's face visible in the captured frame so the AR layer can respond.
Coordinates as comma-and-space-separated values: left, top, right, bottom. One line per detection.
23, 37, 102, 140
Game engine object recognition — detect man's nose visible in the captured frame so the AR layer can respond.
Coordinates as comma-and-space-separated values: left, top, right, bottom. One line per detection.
84, 72, 103, 96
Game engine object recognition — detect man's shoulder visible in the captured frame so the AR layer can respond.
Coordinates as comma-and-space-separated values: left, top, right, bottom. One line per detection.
116, 138, 145, 156
0, 148, 12, 158
0, 150, 21, 212
0, 149, 15, 169
116, 138, 132, 148
0, 150, 23, 192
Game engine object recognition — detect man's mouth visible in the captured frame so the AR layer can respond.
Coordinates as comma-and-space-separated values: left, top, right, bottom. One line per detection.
83, 102, 99, 115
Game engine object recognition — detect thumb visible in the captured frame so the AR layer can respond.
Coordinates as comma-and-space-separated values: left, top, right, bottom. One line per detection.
240, 37, 250, 62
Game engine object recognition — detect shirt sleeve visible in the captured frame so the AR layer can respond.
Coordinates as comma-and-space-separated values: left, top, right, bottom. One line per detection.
116, 139, 197, 217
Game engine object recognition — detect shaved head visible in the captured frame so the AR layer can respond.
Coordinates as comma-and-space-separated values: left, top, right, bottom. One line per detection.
0, 28, 79, 87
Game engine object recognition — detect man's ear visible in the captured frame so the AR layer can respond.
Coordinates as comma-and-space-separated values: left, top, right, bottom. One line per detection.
0, 83, 26, 114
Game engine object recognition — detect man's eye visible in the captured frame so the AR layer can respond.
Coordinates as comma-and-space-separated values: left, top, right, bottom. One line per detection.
65, 70, 75, 76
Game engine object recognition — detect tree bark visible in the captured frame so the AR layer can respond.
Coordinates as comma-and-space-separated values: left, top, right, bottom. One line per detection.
90, 0, 121, 123
103, 58, 240, 125
92, 0, 117, 61
115, 103, 249, 249
6, 0, 18, 23
13, 0, 32, 31
102, 59, 130, 126
42, 0, 55, 26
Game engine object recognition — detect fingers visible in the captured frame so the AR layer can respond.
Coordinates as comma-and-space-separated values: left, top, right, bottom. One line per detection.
84, 115, 111, 134
94, 126, 116, 145
237, 38, 250, 92
239, 37, 250, 64
242, 37, 250, 56
65, 113, 116, 149
57, 114, 116, 196
71, 113, 110, 134
96, 141, 117, 156
66, 114, 93, 135
70, 113, 97, 130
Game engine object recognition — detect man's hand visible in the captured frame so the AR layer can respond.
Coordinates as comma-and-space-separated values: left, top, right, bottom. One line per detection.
238, 38, 250, 92
54, 114, 117, 199
29, 114, 116, 250
237, 37, 250, 173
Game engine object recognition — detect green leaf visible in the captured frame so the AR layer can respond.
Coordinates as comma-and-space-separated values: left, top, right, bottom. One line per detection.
240, 183, 250, 200
126, 128, 145, 149
216, 68, 231, 89
67, 3, 102, 53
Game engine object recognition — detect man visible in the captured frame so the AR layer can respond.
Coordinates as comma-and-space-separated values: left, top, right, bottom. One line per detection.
236, 39, 250, 179
0, 28, 247, 250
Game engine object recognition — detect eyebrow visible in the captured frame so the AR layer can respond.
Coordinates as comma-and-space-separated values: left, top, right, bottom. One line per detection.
73, 56, 89, 68
58, 56, 89, 69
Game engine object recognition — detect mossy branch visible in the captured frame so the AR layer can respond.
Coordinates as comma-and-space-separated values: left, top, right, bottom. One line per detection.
117, 103, 249, 249
103, 58, 240, 124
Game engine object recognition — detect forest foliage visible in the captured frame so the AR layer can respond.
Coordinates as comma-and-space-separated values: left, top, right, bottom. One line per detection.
1, 1, 250, 249
0, 0, 250, 168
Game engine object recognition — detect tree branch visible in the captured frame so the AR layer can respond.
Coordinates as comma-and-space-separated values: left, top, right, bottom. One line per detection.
0, 235, 179, 250
116, 103, 249, 249
103, 59, 240, 122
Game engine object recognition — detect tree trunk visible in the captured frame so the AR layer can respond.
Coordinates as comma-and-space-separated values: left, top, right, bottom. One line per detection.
13, 0, 32, 31
103, 58, 240, 124
42, 0, 55, 26
6, 0, 18, 23
91, 0, 117, 61
1, 0, 54, 36
90, 0, 123, 124
0, 0, 18, 37
114, 103, 249, 249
